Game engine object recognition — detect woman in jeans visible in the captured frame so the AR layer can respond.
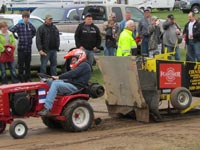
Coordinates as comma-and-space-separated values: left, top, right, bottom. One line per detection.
0, 21, 18, 84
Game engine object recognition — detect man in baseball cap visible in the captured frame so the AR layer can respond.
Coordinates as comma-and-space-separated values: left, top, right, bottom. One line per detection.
138, 7, 152, 56
84, 13, 92, 18
36, 13, 60, 76
45, 15, 53, 20
144, 8, 151, 12
162, 14, 181, 60
167, 14, 174, 20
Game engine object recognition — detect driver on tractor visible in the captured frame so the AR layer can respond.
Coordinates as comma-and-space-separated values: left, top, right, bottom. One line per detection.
38, 48, 92, 116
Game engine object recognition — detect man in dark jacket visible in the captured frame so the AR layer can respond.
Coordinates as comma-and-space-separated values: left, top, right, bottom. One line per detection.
138, 8, 151, 56
38, 49, 91, 116
10, 11, 36, 82
183, 12, 200, 62
36, 15, 60, 75
75, 13, 101, 66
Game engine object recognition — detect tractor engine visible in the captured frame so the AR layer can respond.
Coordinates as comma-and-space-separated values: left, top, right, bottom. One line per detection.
9, 91, 36, 116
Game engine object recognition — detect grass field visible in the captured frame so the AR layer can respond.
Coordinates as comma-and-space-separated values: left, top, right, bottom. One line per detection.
152, 9, 200, 28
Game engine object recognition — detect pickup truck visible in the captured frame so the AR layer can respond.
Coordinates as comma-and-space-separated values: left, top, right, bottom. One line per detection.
54, 4, 144, 33
179, 0, 200, 13
31, 5, 85, 33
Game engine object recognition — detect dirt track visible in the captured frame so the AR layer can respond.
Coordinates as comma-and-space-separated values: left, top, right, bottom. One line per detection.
1, 97, 200, 150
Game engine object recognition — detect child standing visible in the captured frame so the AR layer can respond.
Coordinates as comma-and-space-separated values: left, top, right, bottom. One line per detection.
0, 21, 19, 84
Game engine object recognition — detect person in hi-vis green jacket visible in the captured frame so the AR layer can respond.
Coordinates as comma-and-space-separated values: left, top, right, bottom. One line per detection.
117, 20, 137, 56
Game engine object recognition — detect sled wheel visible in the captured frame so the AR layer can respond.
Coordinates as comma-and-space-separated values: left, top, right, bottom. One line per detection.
62, 100, 94, 132
171, 87, 192, 110
42, 117, 62, 129
9, 120, 28, 139
0, 121, 6, 133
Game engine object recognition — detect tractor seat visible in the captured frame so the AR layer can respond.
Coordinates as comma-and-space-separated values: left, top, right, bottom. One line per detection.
57, 88, 84, 96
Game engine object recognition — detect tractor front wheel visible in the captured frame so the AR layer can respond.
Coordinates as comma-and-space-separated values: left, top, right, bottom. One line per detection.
171, 87, 192, 110
9, 120, 28, 139
62, 100, 94, 132
0, 121, 6, 133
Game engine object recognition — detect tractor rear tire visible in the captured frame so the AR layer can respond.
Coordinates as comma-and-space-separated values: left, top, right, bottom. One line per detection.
0, 121, 6, 133
9, 120, 28, 139
42, 117, 62, 129
61, 100, 94, 132
171, 87, 192, 110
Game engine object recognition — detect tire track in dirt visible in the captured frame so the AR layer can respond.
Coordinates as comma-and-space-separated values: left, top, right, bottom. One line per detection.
2, 117, 200, 150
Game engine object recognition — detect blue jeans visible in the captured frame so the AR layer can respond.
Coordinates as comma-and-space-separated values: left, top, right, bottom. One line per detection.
167, 45, 180, 60
107, 47, 116, 56
102, 40, 108, 56
141, 37, 149, 56
44, 80, 78, 110
194, 41, 200, 62
0, 62, 19, 84
40, 50, 57, 75
186, 40, 195, 61
84, 49, 94, 66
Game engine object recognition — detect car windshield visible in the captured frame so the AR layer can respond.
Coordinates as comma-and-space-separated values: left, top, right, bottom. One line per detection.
125, 7, 144, 22
29, 18, 43, 30
31, 8, 65, 22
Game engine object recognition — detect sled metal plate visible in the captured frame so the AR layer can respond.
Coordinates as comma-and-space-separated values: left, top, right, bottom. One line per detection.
97, 56, 147, 108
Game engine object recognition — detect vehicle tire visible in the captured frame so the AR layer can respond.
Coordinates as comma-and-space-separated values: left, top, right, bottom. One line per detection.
192, 5, 200, 14
9, 120, 28, 139
42, 117, 62, 129
170, 87, 192, 110
61, 100, 94, 132
0, 121, 6, 133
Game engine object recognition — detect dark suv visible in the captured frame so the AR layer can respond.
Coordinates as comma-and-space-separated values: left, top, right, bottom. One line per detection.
180, 0, 200, 13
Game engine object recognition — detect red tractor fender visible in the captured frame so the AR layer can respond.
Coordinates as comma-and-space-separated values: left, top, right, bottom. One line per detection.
51, 94, 90, 115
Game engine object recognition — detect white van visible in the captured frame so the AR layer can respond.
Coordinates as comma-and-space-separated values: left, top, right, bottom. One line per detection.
128, 0, 175, 11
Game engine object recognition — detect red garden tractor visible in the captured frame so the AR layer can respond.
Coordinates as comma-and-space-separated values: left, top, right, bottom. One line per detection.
0, 74, 104, 139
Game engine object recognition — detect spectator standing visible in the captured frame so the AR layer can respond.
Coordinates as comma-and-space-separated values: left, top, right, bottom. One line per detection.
105, 20, 117, 56
10, 11, 36, 82
183, 12, 200, 62
0, 21, 18, 84
36, 15, 60, 75
102, 13, 119, 56
120, 11, 136, 38
148, 16, 162, 58
138, 8, 152, 56
0, 3, 6, 14
117, 20, 137, 56
162, 14, 181, 60
75, 13, 101, 66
